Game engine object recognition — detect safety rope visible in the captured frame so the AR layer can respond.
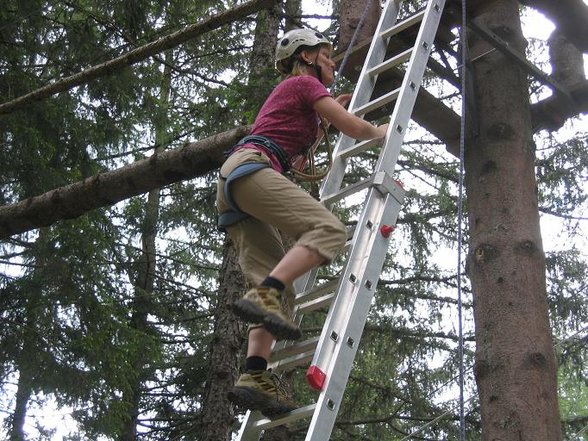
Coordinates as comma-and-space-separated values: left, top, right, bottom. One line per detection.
456, 0, 468, 439
289, 118, 333, 182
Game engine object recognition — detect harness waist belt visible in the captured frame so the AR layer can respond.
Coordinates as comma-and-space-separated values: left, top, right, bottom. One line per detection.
228, 135, 290, 172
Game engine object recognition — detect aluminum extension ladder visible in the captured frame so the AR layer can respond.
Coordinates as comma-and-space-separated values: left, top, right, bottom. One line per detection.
237, 0, 446, 439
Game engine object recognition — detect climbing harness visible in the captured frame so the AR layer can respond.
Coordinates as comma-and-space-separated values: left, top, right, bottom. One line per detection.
217, 135, 288, 230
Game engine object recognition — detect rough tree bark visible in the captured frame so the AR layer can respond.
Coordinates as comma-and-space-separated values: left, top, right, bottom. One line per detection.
199, 239, 246, 441
338, 0, 381, 50
465, 1, 561, 439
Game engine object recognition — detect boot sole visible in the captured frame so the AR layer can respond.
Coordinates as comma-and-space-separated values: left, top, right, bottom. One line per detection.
232, 299, 302, 341
228, 386, 296, 418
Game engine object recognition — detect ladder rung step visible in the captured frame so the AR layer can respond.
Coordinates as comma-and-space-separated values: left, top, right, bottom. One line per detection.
272, 337, 319, 362
336, 138, 380, 160
380, 9, 426, 40
294, 278, 338, 305
353, 87, 400, 116
271, 349, 315, 372
248, 404, 316, 431
322, 176, 374, 206
367, 47, 413, 77
296, 291, 336, 314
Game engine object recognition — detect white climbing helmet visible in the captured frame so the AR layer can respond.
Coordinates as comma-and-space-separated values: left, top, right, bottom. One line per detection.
275, 28, 332, 74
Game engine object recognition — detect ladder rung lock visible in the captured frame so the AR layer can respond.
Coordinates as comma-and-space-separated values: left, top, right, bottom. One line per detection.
306, 365, 327, 391
373, 171, 406, 202
380, 10, 426, 40
367, 48, 413, 77
353, 88, 401, 116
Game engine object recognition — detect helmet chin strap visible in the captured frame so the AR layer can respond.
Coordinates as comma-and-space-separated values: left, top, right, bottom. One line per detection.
305, 52, 324, 84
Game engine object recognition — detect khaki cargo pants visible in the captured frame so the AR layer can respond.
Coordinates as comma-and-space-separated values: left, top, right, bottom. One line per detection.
216, 148, 347, 307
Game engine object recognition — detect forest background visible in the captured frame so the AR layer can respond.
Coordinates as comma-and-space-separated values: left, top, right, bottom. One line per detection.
0, 0, 586, 440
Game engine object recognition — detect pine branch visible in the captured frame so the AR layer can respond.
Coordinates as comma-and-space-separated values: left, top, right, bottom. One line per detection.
0, 0, 278, 115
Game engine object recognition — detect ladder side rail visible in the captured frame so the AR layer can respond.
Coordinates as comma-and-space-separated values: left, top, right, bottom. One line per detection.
305, 176, 405, 380
296, 1, 405, 299
375, 0, 446, 174
305, 188, 405, 441
319, 0, 404, 201
303, 2, 446, 438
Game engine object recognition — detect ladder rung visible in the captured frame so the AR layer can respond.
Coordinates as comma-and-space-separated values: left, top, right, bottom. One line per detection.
271, 349, 316, 371
322, 176, 374, 206
353, 87, 400, 116
247, 404, 316, 431
380, 9, 426, 40
337, 138, 380, 160
296, 291, 336, 314
272, 337, 319, 362
272, 354, 315, 372
367, 47, 413, 77
295, 279, 338, 305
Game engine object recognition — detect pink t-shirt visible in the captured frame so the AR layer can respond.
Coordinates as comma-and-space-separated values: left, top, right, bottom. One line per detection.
241, 75, 331, 172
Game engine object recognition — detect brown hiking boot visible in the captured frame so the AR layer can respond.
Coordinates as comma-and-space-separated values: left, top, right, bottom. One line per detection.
232, 287, 302, 340
228, 369, 297, 418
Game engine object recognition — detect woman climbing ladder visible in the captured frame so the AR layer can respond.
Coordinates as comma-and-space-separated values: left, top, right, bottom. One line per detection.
216, 28, 388, 418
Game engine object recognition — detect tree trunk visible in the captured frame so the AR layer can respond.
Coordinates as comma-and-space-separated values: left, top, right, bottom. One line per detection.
120, 52, 171, 441
548, 30, 585, 88
284, 0, 302, 31
464, 1, 561, 440
9, 363, 32, 441
519, 0, 588, 52
199, 238, 246, 441
200, 4, 283, 440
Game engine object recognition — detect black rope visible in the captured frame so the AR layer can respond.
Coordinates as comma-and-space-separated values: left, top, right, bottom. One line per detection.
457, 0, 468, 439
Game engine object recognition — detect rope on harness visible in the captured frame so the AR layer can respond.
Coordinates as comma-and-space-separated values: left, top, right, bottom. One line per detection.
289, 117, 333, 183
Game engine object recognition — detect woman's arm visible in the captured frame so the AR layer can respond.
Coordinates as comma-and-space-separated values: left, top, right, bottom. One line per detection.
313, 95, 388, 141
